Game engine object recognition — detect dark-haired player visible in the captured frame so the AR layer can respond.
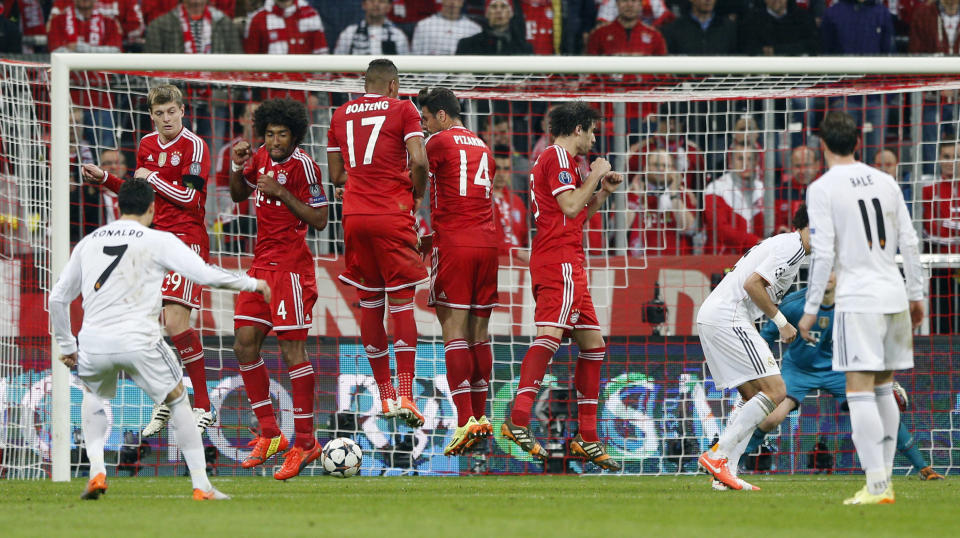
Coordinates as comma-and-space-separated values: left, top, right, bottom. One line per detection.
327, 59, 430, 428
798, 110, 924, 505
83, 84, 216, 438
696, 205, 811, 491
419, 87, 498, 455
502, 102, 624, 471
229, 97, 330, 480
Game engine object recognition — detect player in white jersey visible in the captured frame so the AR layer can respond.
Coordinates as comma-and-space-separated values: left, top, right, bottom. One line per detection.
798, 111, 924, 506
49, 179, 270, 501
695, 205, 811, 491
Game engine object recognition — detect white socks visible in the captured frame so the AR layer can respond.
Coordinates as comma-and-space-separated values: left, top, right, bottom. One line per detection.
81, 392, 108, 477
848, 391, 888, 495
716, 392, 776, 459
874, 383, 900, 481
168, 392, 213, 492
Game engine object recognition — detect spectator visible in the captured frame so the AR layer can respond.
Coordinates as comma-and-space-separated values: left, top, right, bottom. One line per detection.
625, 150, 698, 256
48, 0, 123, 148
142, 0, 234, 25
244, 0, 328, 54
909, 0, 957, 173
729, 115, 764, 174
740, 0, 818, 56
97, 148, 128, 223
411, 0, 481, 54
312, 0, 363, 48
456, 0, 531, 54
921, 139, 960, 333
144, 0, 240, 53
7, 0, 47, 51
873, 147, 912, 212
51, 0, 145, 51
586, 0, 667, 56
661, 0, 738, 55
594, 0, 673, 27
774, 145, 819, 232
631, 110, 706, 192
483, 115, 531, 196
335, 0, 410, 54
702, 148, 764, 254
821, 0, 894, 54
389, 0, 441, 34
492, 146, 530, 262
0, 3, 22, 53
214, 101, 259, 253
520, 0, 596, 54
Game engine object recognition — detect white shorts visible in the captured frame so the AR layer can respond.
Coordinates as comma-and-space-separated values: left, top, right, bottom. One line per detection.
78, 340, 183, 404
833, 311, 914, 372
698, 323, 780, 389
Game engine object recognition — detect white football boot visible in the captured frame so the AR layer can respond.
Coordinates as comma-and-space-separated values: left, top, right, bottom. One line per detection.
142, 403, 171, 437
193, 407, 218, 435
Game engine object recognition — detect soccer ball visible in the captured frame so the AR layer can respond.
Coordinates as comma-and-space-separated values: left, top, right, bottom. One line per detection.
321, 437, 363, 478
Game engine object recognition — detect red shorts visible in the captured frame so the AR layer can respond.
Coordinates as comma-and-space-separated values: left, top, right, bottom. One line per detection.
340, 214, 428, 293
429, 244, 499, 314
234, 267, 318, 340
161, 240, 208, 309
531, 262, 599, 331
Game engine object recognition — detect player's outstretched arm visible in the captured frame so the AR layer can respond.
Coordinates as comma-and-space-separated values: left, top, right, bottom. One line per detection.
744, 272, 797, 344
229, 140, 256, 202
134, 168, 202, 209
49, 244, 84, 360
160, 233, 260, 292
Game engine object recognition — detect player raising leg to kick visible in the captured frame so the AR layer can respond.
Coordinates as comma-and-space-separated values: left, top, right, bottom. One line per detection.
50, 178, 270, 500
228, 98, 330, 480
327, 59, 430, 428
502, 102, 623, 471
696, 206, 812, 491
418, 87, 500, 455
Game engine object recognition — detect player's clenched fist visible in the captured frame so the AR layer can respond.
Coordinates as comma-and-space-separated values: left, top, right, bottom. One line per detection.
232, 140, 252, 166
590, 157, 612, 177
81, 163, 106, 184
257, 172, 284, 197
602, 171, 624, 193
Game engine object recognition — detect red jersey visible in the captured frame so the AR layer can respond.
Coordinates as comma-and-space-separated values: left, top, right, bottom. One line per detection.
50, 0, 144, 45
425, 126, 498, 248
327, 93, 424, 216
129, 127, 208, 241
242, 146, 328, 273
244, 0, 328, 55
627, 191, 695, 256
493, 189, 529, 254
47, 7, 123, 51
529, 145, 587, 268
587, 20, 666, 55
521, 0, 555, 55
921, 180, 960, 254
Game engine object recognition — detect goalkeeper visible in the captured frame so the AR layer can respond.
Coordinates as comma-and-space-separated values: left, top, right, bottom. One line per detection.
748, 274, 944, 480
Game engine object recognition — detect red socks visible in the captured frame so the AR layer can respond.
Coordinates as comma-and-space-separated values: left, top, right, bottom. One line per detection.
510, 336, 561, 426
444, 339, 474, 427
389, 300, 417, 399
238, 357, 280, 438
470, 341, 493, 418
575, 347, 605, 442
359, 296, 395, 402
288, 361, 316, 449
171, 329, 209, 411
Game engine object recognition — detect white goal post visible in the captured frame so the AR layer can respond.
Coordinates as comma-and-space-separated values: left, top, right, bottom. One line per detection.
44, 53, 960, 481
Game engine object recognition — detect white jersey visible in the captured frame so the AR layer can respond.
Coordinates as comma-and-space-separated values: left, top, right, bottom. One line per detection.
697, 232, 807, 327
50, 219, 258, 355
803, 162, 924, 315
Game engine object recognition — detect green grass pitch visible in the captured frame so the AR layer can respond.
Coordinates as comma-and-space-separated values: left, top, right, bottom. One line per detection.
0, 475, 953, 536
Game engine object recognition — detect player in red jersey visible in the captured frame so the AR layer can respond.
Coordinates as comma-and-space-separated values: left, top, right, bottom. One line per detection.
228, 98, 329, 479
501, 102, 624, 471
327, 59, 429, 428
418, 87, 499, 455
81, 85, 217, 437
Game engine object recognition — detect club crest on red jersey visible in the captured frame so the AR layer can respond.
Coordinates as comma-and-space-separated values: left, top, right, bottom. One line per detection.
570, 310, 580, 324
277, 171, 288, 185
170, 151, 182, 166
